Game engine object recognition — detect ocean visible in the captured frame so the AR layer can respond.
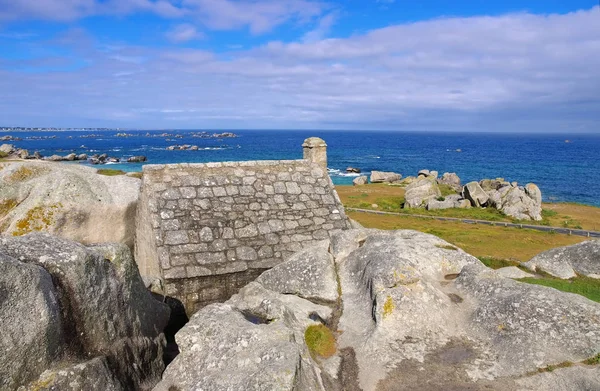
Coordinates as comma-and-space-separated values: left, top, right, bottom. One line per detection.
2, 130, 599, 207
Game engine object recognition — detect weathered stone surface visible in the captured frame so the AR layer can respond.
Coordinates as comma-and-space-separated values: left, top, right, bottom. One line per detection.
0, 143, 15, 154
302, 137, 327, 171
256, 245, 338, 303
156, 229, 600, 391
0, 161, 140, 247
0, 234, 170, 391
353, 175, 368, 186
154, 281, 332, 391
494, 266, 535, 279
370, 171, 402, 183
0, 253, 63, 391
426, 194, 468, 210
522, 240, 600, 279
404, 177, 441, 208
463, 181, 490, 207
438, 172, 462, 192
488, 184, 542, 221
136, 159, 350, 313
19, 357, 124, 391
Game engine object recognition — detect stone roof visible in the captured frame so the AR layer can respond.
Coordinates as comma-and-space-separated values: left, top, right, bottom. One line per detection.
135, 159, 350, 312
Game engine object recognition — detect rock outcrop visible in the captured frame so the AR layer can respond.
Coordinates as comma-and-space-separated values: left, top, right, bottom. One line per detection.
0, 161, 140, 247
522, 240, 600, 279
487, 184, 543, 221
426, 194, 471, 210
463, 181, 490, 207
370, 171, 401, 183
0, 233, 170, 391
404, 177, 441, 208
353, 175, 368, 186
438, 172, 462, 192
154, 229, 600, 390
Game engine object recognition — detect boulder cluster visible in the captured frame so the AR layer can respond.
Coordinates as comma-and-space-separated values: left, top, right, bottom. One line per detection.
0, 143, 147, 165
353, 168, 543, 221
154, 229, 600, 391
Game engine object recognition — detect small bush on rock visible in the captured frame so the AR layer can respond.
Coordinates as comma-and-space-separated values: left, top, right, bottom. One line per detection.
305, 324, 336, 359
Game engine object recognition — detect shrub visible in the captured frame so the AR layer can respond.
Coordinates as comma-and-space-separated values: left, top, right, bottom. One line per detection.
305, 324, 336, 358
97, 169, 126, 176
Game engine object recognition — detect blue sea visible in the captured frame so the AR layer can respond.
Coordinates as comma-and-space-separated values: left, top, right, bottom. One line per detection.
2, 130, 599, 207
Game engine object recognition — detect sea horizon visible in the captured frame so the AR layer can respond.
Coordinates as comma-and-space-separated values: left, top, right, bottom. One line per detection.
2, 129, 599, 207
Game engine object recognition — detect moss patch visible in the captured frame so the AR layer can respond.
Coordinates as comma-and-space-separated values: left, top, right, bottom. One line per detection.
305, 324, 336, 359
6, 166, 38, 183
584, 353, 600, 365
97, 169, 126, 176
478, 257, 522, 269
382, 296, 395, 319
0, 199, 17, 218
128, 172, 143, 179
436, 244, 458, 251
12, 203, 62, 236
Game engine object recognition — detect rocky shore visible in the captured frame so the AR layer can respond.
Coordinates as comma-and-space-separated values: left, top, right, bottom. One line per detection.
352, 169, 543, 221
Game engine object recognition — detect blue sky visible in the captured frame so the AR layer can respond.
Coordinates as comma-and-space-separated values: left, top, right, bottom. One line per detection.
0, 0, 599, 131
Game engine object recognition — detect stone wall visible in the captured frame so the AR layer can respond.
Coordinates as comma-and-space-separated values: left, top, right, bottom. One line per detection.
135, 159, 350, 314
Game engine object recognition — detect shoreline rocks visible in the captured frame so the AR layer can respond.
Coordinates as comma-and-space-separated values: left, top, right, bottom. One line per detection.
370, 171, 402, 183
353, 175, 368, 186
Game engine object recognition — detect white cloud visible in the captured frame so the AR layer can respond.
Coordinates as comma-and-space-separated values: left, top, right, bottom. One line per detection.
166, 23, 204, 42
182, 0, 326, 34
1, 7, 599, 132
0, 0, 326, 34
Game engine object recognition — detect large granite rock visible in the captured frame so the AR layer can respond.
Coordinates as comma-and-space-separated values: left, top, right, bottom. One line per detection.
353, 175, 368, 186
0, 233, 170, 391
370, 171, 402, 183
522, 240, 600, 279
0, 253, 63, 390
0, 143, 15, 154
155, 229, 600, 390
438, 172, 462, 192
256, 244, 338, 303
426, 194, 471, 210
463, 181, 490, 207
0, 161, 140, 247
488, 184, 543, 221
404, 177, 441, 208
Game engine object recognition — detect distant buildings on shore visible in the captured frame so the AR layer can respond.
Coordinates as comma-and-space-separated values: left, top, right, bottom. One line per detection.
0, 127, 124, 132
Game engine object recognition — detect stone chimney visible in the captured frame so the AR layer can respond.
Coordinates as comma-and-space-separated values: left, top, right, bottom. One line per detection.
302, 137, 327, 171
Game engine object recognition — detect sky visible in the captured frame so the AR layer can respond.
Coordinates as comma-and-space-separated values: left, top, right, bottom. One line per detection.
0, 0, 599, 132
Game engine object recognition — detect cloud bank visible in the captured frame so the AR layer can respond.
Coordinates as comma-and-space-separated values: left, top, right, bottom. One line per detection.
0, 4, 599, 131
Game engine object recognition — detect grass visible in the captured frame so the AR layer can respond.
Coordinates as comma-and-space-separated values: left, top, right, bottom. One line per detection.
97, 169, 126, 176
518, 274, 600, 303
6, 166, 38, 183
305, 324, 336, 359
439, 183, 458, 197
347, 211, 587, 262
584, 353, 600, 365
476, 256, 600, 304
128, 171, 143, 179
478, 257, 521, 269
337, 185, 600, 231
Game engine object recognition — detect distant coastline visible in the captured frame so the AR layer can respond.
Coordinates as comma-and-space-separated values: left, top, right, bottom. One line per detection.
1, 129, 599, 207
